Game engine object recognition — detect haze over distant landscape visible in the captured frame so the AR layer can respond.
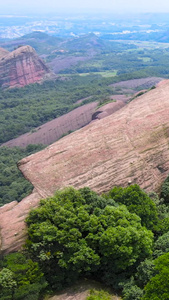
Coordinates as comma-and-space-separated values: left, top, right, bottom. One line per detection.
1, 0, 169, 14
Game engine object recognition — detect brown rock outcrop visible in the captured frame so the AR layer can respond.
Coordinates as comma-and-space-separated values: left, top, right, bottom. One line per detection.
2, 81, 169, 253
92, 100, 125, 120
0, 45, 52, 88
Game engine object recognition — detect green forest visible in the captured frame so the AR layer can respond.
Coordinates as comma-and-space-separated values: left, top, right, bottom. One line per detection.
0, 76, 112, 144
59, 47, 169, 77
0, 145, 45, 207
1, 184, 169, 299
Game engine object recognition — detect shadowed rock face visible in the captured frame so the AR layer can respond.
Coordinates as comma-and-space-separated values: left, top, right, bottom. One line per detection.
0, 45, 52, 88
1, 80, 169, 254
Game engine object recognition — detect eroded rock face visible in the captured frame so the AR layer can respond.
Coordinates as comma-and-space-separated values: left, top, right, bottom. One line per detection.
2, 81, 169, 254
0, 45, 52, 88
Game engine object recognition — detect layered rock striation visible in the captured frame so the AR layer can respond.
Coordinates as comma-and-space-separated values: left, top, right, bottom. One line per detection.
2, 80, 169, 253
0, 45, 52, 88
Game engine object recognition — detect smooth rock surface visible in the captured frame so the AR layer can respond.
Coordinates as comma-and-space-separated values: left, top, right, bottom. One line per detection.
19, 81, 169, 196
2, 81, 169, 254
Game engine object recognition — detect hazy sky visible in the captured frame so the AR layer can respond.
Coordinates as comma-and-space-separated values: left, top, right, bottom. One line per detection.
1, 0, 169, 14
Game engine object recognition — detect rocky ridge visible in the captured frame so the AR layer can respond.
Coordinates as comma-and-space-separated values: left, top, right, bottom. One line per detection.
1, 102, 99, 148
0, 45, 53, 88
1, 80, 169, 254
1, 100, 126, 148
0, 47, 9, 59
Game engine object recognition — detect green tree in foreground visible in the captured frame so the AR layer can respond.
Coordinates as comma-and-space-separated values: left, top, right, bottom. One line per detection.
153, 231, 169, 258
142, 252, 169, 300
121, 277, 143, 300
106, 184, 158, 230
0, 268, 17, 299
0, 252, 46, 300
26, 187, 153, 289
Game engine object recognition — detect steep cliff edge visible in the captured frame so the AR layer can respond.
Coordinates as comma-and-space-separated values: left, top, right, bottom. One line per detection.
0, 47, 9, 59
0, 45, 53, 88
1, 80, 169, 254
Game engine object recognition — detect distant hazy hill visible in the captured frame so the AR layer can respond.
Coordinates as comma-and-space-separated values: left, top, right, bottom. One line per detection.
63, 33, 107, 51
0, 31, 63, 54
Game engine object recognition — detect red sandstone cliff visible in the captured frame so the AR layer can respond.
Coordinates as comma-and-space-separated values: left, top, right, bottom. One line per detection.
2, 80, 169, 254
0, 45, 53, 88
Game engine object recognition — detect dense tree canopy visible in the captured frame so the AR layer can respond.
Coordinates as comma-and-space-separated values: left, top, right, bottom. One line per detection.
1, 183, 169, 299
106, 184, 159, 231
0, 252, 46, 300
26, 187, 153, 289
153, 231, 169, 258
0, 145, 45, 206
142, 253, 169, 300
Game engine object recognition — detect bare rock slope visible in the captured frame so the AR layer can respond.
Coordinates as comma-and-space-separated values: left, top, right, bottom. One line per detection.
2, 100, 125, 148
2, 102, 99, 148
0, 45, 52, 88
1, 80, 169, 254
